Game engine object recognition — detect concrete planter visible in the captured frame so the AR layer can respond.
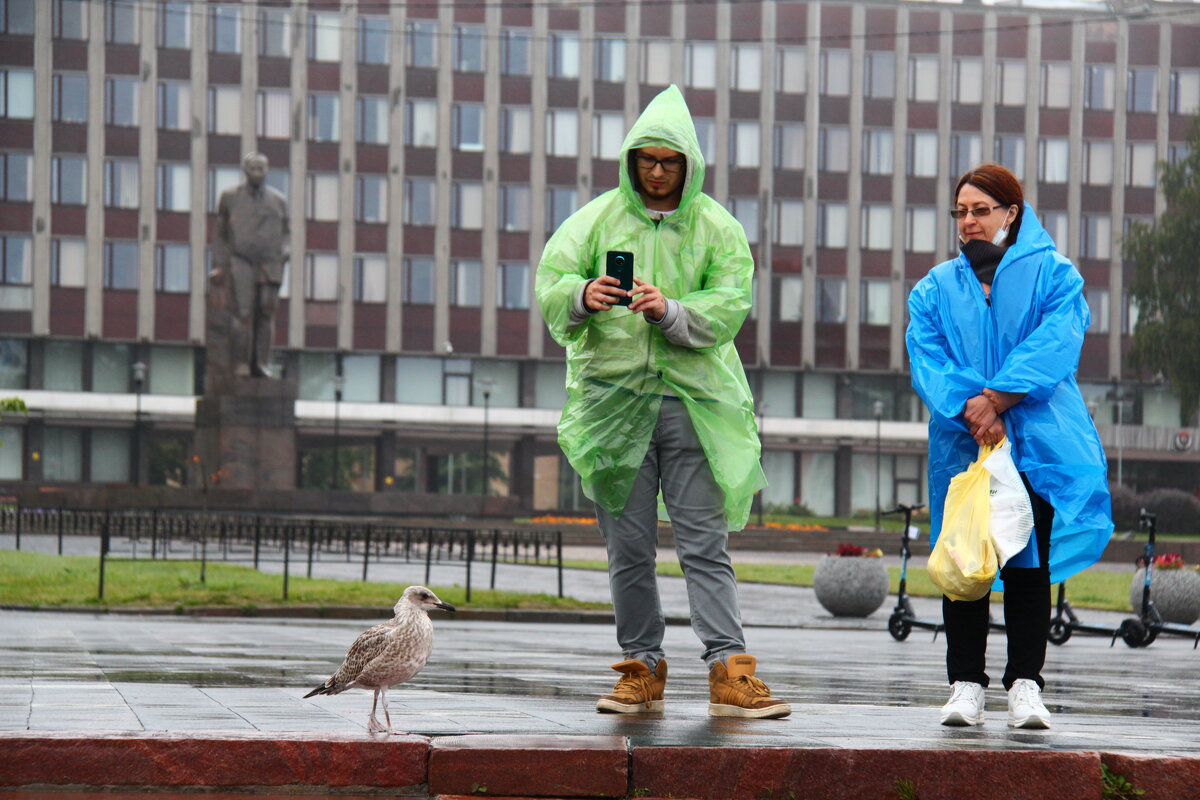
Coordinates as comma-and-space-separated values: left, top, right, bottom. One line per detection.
812, 555, 890, 618
1130, 567, 1200, 625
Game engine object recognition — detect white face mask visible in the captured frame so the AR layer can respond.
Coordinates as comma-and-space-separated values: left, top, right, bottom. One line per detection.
991, 225, 1009, 246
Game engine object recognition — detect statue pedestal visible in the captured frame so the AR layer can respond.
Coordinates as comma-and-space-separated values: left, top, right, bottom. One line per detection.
195, 377, 298, 491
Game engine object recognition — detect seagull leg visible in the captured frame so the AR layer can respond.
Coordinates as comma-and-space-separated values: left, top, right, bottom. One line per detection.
367, 688, 386, 733
380, 687, 395, 734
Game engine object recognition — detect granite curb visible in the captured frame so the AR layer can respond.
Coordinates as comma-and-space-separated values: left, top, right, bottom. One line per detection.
1, 732, 1197, 800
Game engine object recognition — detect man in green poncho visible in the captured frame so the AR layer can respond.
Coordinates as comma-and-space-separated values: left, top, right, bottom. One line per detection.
536, 85, 789, 720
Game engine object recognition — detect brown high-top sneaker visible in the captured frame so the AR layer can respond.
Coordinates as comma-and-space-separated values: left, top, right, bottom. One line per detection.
595, 658, 667, 713
708, 654, 791, 718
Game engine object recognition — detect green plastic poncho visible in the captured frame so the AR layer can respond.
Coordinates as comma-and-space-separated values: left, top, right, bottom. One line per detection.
535, 85, 766, 531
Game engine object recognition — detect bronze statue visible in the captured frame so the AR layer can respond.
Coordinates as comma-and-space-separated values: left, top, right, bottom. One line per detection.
211, 152, 289, 379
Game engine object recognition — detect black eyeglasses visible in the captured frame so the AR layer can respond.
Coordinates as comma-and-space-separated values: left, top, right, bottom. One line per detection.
950, 205, 1006, 220
635, 154, 686, 174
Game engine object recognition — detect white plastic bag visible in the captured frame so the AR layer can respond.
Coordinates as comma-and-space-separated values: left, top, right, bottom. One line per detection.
980, 438, 1034, 568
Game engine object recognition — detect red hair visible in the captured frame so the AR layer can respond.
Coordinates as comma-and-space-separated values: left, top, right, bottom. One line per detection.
955, 163, 1024, 246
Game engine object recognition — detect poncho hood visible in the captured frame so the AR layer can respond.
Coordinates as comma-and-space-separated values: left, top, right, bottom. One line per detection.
617, 84, 706, 220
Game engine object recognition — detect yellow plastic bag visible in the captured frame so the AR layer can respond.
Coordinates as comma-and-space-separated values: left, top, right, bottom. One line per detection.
928, 445, 998, 601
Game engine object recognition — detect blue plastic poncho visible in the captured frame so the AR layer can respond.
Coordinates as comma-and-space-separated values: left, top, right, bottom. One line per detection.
906, 205, 1113, 585
535, 85, 766, 531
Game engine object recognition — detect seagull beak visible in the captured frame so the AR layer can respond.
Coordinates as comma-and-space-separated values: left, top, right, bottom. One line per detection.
434, 601, 456, 613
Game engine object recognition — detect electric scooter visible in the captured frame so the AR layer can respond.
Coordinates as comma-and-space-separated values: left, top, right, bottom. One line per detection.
885, 503, 945, 641
1047, 581, 1120, 645
1113, 508, 1200, 649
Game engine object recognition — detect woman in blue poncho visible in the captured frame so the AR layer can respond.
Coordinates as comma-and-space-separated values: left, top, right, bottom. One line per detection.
906, 163, 1112, 730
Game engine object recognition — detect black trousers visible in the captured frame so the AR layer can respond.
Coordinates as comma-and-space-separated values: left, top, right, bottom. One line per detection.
942, 474, 1055, 691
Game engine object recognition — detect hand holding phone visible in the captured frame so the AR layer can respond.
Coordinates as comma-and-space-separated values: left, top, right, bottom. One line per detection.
605, 251, 634, 307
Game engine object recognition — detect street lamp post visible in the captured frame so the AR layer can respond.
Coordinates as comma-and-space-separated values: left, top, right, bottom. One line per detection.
756, 401, 767, 527
1106, 382, 1129, 489
132, 361, 147, 486
478, 376, 494, 515
873, 400, 884, 531
332, 372, 344, 490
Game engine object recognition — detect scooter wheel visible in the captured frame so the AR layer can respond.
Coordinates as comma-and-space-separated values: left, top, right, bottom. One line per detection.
888, 611, 912, 641
1047, 618, 1072, 646
1119, 618, 1150, 648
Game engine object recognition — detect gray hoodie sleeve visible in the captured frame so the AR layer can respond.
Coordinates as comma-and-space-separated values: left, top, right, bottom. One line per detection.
645, 298, 716, 349
568, 279, 598, 328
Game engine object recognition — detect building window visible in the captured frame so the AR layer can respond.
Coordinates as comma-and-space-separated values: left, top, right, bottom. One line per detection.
546, 109, 579, 158
500, 29, 530, 75
406, 99, 437, 147
547, 187, 576, 232
593, 112, 624, 161
156, 163, 191, 212
1041, 62, 1071, 109
52, 73, 88, 122
357, 16, 389, 65
950, 134, 981, 178
730, 121, 761, 169
355, 174, 387, 224
996, 60, 1026, 107
104, 77, 139, 127
500, 184, 531, 232
994, 136, 1025, 180
0, 235, 30, 285
776, 276, 803, 322
907, 131, 938, 178
953, 58, 983, 105
1080, 214, 1111, 260
909, 55, 939, 102
864, 51, 895, 99
694, 119, 715, 164
641, 40, 670, 85
816, 277, 847, 323
497, 262, 530, 310
500, 107, 531, 154
1, 69, 34, 119
777, 46, 806, 94
259, 7, 290, 57
104, 159, 139, 208
105, 0, 138, 44
309, 13, 340, 62
210, 4, 241, 53
861, 279, 891, 325
1085, 65, 1115, 110
548, 33, 580, 79
450, 260, 482, 307
305, 173, 339, 221
157, 82, 190, 131
453, 25, 485, 72
356, 95, 388, 144
53, 0, 88, 40
1083, 140, 1114, 186
155, 243, 189, 293
774, 123, 804, 170
305, 253, 338, 301
774, 199, 804, 246
353, 254, 386, 303
863, 129, 893, 175
51, 155, 86, 204
0, 0, 33, 33
731, 44, 762, 92
906, 207, 937, 253
817, 203, 848, 249
596, 37, 626, 84
256, 89, 290, 139
453, 104, 485, 152
1126, 141, 1157, 187
1041, 211, 1069, 252
404, 178, 435, 226
820, 50, 851, 96
208, 165, 240, 211
685, 42, 717, 90
103, 241, 138, 289
52, 238, 86, 287
1085, 288, 1110, 334
730, 197, 759, 245
1170, 69, 1200, 116
404, 257, 434, 304
452, 182, 483, 230
308, 94, 340, 142
1127, 67, 1158, 113
158, 1, 189, 48
0, 153, 31, 202
208, 85, 242, 135
1038, 138, 1069, 184
818, 126, 849, 173
406, 21, 437, 68
861, 205, 892, 251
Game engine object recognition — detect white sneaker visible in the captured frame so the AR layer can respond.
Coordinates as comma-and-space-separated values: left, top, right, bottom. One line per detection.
1007, 679, 1051, 729
940, 681, 985, 726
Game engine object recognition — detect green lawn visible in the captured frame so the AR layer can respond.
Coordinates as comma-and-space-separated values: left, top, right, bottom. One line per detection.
0, 550, 610, 613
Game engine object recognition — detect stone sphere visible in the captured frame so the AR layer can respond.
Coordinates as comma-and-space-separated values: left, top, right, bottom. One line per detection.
812, 555, 890, 618
1130, 567, 1200, 625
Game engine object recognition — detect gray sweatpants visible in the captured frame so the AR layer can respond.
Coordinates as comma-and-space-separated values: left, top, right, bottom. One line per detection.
596, 399, 745, 668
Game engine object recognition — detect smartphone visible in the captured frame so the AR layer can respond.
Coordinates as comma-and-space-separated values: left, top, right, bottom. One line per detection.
605, 251, 634, 306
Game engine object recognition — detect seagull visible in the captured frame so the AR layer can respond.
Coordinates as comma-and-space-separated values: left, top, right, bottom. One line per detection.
304, 585, 455, 734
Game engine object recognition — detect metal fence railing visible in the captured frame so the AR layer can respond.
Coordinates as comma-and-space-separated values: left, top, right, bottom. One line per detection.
0, 504, 566, 602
